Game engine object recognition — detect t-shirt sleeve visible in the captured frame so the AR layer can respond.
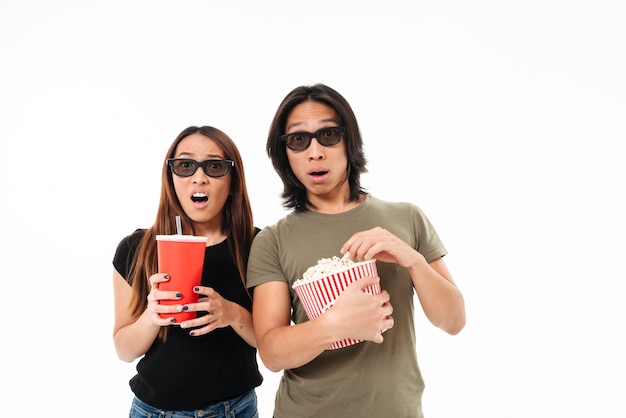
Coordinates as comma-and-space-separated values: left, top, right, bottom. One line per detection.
112, 229, 145, 284
411, 204, 448, 262
246, 226, 286, 289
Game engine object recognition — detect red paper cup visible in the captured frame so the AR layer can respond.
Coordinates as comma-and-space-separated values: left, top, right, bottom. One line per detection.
156, 234, 208, 322
293, 259, 379, 350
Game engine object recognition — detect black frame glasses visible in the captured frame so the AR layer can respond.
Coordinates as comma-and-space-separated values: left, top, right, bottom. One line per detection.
280, 126, 346, 151
167, 158, 234, 178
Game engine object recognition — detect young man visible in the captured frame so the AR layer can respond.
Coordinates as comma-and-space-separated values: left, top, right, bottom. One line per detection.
247, 84, 465, 417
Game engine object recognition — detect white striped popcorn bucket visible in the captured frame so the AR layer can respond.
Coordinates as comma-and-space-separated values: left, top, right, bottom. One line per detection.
293, 259, 380, 350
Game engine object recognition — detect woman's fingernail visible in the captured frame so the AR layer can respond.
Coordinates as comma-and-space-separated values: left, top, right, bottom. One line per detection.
175, 306, 183, 312
193, 287, 200, 292
189, 331, 195, 336
175, 292, 182, 299
170, 317, 176, 323
180, 322, 187, 329
164, 274, 170, 280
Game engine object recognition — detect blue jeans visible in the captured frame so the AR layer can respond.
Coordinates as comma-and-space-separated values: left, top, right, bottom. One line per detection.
129, 390, 258, 418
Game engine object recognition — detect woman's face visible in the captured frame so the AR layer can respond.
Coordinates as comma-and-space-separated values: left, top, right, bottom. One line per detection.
171, 133, 231, 235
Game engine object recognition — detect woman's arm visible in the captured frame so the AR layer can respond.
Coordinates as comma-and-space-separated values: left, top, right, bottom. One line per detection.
112, 270, 161, 362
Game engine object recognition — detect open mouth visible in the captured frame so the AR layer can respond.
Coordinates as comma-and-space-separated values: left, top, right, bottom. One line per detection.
310, 170, 328, 176
191, 192, 208, 203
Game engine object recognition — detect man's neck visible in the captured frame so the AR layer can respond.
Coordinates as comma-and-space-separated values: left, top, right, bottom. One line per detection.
308, 193, 364, 214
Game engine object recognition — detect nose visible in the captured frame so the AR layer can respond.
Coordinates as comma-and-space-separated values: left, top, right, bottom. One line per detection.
191, 167, 209, 183
307, 137, 325, 160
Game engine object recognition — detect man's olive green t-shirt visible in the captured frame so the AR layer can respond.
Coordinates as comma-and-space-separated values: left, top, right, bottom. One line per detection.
247, 195, 447, 418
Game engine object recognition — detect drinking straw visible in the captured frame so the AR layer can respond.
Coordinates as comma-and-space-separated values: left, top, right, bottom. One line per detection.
175, 216, 182, 235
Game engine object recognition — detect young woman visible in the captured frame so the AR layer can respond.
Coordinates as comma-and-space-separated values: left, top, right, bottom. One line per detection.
113, 126, 262, 417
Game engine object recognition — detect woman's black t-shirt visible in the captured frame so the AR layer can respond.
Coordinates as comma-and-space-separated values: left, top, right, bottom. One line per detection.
113, 229, 263, 410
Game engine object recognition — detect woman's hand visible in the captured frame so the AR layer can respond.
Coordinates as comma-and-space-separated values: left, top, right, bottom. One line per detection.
146, 272, 184, 326
179, 287, 251, 339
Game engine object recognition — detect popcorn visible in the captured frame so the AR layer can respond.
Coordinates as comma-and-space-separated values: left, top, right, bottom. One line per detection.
292, 254, 379, 350
295, 253, 355, 286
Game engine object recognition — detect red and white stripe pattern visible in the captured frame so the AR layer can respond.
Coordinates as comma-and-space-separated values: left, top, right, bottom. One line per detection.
294, 260, 379, 350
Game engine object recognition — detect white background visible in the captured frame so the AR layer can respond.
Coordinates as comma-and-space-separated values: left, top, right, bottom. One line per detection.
1, 1, 624, 417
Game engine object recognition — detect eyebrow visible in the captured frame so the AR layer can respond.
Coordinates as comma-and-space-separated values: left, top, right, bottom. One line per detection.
176, 152, 225, 159
285, 118, 339, 132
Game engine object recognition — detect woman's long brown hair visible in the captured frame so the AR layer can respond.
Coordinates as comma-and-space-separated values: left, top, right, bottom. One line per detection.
126, 126, 255, 339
